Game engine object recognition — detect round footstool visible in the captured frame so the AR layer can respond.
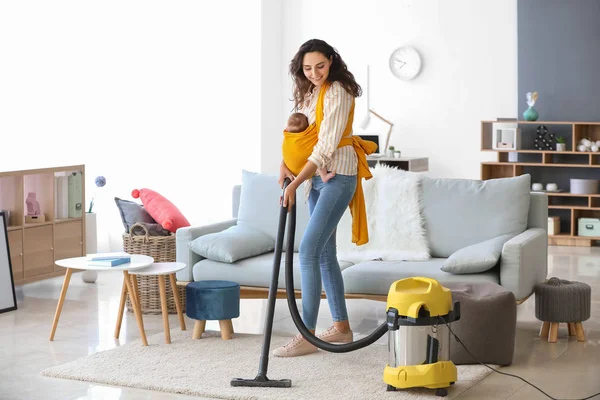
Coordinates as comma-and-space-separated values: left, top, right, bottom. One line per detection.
444, 282, 517, 366
186, 280, 240, 340
535, 277, 591, 343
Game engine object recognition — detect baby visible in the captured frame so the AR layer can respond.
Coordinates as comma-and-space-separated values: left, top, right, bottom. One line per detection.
286, 112, 336, 182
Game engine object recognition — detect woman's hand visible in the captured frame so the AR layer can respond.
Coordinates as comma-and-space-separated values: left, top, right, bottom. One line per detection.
279, 160, 295, 188
282, 181, 297, 212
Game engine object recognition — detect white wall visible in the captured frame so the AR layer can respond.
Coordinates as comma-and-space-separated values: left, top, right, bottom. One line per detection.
0, 1, 261, 251
262, 0, 517, 179
261, 0, 285, 174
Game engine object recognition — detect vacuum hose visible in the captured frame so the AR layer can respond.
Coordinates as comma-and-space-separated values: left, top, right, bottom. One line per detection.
282, 178, 388, 353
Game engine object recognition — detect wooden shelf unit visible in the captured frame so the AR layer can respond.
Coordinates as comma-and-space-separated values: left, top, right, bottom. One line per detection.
481, 120, 600, 247
0, 165, 86, 284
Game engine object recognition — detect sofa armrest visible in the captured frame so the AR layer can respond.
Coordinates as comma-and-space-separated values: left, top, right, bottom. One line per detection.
175, 219, 237, 282
499, 228, 547, 301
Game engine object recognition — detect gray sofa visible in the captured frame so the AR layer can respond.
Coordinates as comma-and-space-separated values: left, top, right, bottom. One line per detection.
176, 171, 548, 302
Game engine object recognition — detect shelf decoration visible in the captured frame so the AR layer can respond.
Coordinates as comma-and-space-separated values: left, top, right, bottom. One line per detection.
577, 138, 600, 152
492, 122, 521, 150
523, 91, 539, 121
534, 125, 554, 150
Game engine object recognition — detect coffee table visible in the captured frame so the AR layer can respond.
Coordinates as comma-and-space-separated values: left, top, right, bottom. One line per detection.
51, 252, 154, 346
115, 262, 187, 344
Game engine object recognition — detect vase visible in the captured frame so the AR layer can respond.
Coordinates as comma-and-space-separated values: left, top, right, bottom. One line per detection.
83, 212, 98, 283
523, 106, 539, 121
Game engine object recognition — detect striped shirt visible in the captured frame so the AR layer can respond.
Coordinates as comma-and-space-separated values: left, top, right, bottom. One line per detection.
301, 81, 358, 176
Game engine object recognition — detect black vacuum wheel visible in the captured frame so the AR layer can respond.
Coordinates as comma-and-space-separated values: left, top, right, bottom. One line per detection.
435, 388, 448, 397
386, 384, 397, 392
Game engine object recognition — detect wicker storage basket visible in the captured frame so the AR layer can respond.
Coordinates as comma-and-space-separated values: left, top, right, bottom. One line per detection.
123, 223, 186, 314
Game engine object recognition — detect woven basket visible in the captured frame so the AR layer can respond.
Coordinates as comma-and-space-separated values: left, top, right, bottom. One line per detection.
122, 223, 186, 315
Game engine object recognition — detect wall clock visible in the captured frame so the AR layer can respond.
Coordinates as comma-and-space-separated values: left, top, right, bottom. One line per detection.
389, 45, 422, 81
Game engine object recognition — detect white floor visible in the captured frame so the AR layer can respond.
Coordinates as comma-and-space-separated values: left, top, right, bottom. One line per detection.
1, 245, 599, 400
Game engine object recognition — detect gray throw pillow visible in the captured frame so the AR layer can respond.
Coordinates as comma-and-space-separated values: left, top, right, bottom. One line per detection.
440, 234, 514, 274
114, 197, 157, 232
188, 225, 275, 263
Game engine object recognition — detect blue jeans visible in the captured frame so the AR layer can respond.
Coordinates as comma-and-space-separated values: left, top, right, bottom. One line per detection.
299, 173, 357, 330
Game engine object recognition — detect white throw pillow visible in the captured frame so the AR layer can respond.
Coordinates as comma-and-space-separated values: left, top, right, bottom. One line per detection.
188, 225, 275, 263
440, 234, 515, 274
336, 165, 430, 262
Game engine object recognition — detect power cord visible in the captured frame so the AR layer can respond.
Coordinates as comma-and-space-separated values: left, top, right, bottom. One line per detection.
438, 318, 600, 400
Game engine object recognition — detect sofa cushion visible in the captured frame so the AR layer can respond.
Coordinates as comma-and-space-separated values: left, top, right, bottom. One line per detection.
236, 170, 310, 252
188, 225, 275, 263
192, 252, 354, 290
114, 197, 156, 233
440, 233, 514, 274
342, 259, 499, 295
421, 174, 531, 258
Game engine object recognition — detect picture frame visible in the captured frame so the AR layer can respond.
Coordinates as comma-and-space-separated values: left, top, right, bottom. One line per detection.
492, 122, 521, 150
0, 211, 17, 313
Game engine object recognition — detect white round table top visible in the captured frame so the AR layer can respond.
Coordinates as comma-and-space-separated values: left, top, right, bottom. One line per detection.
55, 253, 154, 272
129, 262, 186, 276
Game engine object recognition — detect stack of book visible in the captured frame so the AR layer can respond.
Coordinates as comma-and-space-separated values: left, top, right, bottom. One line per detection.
87, 255, 131, 267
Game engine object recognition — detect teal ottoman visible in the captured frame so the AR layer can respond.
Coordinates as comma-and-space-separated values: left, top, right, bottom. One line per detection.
186, 280, 240, 340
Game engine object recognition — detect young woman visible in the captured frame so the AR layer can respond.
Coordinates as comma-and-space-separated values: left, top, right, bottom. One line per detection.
275, 39, 375, 357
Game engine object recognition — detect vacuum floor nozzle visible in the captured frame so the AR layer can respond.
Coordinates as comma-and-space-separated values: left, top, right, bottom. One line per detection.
230, 375, 292, 388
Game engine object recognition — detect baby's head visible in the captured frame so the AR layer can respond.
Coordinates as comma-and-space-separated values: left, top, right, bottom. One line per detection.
286, 112, 309, 133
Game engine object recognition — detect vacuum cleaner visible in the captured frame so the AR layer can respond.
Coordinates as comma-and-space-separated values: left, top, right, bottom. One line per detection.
231, 179, 461, 397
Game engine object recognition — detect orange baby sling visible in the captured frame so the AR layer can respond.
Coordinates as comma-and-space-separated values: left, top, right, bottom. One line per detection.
281, 82, 378, 246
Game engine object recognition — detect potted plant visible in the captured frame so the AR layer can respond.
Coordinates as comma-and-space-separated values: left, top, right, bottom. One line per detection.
394, 149, 402, 159
387, 146, 395, 158
556, 136, 566, 152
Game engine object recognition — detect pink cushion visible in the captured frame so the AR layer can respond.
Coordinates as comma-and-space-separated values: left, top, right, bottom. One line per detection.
131, 188, 190, 232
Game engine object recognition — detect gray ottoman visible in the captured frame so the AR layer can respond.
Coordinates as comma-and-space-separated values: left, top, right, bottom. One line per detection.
534, 277, 591, 343
444, 282, 517, 366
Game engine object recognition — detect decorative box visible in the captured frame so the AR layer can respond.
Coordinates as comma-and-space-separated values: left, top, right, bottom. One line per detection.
492, 122, 521, 150
548, 217, 560, 235
25, 214, 46, 223
578, 218, 600, 237
570, 179, 599, 194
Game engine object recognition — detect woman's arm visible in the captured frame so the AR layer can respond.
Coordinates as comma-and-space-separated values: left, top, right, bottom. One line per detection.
282, 160, 318, 210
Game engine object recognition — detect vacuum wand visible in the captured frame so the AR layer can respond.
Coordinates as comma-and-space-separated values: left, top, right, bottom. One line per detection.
230, 200, 292, 388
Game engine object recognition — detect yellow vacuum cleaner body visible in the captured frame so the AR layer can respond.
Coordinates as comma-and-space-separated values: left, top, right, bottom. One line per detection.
383, 277, 461, 397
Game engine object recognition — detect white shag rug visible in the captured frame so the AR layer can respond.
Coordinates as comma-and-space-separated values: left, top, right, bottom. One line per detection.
41, 329, 492, 400
336, 164, 430, 262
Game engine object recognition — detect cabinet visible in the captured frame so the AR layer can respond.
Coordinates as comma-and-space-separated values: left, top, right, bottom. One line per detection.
481, 120, 600, 247
0, 165, 86, 284
7, 230, 23, 282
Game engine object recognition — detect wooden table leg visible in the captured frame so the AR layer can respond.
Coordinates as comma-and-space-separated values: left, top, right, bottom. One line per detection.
49, 268, 73, 341
158, 275, 171, 344
123, 271, 148, 346
568, 323, 575, 337
131, 274, 140, 306
575, 322, 586, 342
193, 320, 206, 339
540, 321, 550, 339
219, 319, 234, 340
169, 273, 186, 331
114, 276, 128, 339
549, 322, 559, 343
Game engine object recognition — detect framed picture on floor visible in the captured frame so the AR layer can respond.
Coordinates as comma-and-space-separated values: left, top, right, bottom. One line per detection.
0, 211, 17, 313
